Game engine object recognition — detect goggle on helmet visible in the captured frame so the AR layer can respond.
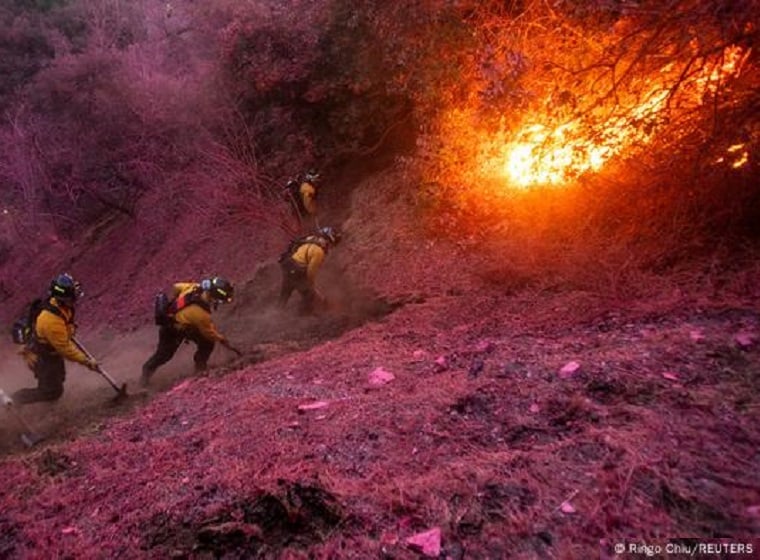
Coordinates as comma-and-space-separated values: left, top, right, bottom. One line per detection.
201, 276, 234, 303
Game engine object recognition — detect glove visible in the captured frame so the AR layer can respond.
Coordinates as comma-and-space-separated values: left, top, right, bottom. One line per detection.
85, 358, 100, 372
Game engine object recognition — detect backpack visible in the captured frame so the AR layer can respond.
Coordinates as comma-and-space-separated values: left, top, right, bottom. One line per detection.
154, 287, 210, 326
153, 292, 171, 326
10, 298, 63, 345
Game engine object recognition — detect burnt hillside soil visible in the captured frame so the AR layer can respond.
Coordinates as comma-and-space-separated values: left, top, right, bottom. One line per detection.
1, 164, 760, 558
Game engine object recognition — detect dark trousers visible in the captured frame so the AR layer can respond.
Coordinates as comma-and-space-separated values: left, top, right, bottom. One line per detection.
12, 353, 65, 404
142, 325, 215, 379
278, 260, 316, 314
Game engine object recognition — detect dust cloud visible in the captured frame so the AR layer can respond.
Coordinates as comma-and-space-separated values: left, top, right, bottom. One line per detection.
0, 262, 391, 455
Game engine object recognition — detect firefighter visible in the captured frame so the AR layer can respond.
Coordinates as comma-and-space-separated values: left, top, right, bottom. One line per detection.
12, 273, 100, 404
278, 226, 341, 315
286, 170, 321, 231
141, 277, 239, 387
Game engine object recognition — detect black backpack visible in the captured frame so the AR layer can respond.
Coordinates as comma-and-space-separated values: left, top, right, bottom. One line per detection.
154, 292, 171, 326
10, 298, 63, 345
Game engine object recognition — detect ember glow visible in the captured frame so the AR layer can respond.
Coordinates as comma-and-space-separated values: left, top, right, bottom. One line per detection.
717, 143, 750, 169
493, 46, 749, 188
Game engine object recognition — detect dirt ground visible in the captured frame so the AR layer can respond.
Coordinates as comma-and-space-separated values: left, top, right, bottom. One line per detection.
1, 165, 759, 558
1, 282, 759, 558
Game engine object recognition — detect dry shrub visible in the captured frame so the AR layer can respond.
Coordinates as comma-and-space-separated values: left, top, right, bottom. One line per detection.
415, 138, 758, 302
410, 0, 760, 297
0, 0, 295, 315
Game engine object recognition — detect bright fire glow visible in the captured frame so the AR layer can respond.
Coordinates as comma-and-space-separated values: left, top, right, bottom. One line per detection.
494, 46, 749, 188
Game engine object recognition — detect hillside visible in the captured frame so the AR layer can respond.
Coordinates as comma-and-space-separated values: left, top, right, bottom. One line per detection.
1, 163, 760, 558
1, 0, 760, 558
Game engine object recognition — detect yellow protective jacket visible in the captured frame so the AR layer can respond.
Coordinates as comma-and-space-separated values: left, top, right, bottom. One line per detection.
171, 283, 225, 343
299, 181, 317, 215
291, 242, 326, 283
34, 298, 89, 364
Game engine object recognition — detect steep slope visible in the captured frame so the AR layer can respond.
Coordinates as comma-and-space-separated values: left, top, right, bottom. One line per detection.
1, 164, 760, 558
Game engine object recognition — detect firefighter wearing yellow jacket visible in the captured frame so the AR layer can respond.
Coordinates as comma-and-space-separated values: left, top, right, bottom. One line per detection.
278, 226, 341, 315
141, 277, 237, 387
298, 172, 319, 218
12, 273, 100, 404
286, 170, 320, 231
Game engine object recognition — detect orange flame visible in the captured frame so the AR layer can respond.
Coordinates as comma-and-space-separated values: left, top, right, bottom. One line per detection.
492, 46, 749, 188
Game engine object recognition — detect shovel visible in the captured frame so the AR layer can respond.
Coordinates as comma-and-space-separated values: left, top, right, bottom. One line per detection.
0, 389, 45, 448
71, 338, 128, 402
221, 339, 243, 358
